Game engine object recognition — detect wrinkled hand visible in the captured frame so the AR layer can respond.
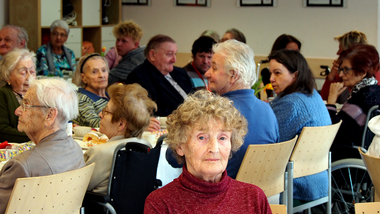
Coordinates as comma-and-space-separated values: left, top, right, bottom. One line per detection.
146, 117, 160, 132
327, 59, 340, 81
327, 82, 347, 105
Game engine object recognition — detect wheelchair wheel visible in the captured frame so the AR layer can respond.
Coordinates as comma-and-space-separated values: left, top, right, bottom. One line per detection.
331, 158, 373, 214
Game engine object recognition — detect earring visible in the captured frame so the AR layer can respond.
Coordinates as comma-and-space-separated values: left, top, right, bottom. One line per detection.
7, 82, 10, 85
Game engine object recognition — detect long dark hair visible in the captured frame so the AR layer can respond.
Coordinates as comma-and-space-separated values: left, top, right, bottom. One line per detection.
270, 34, 301, 54
268, 50, 315, 98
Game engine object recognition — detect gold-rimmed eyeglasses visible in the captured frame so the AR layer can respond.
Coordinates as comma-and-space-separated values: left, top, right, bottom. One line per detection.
51, 31, 67, 38
101, 106, 113, 116
21, 101, 48, 111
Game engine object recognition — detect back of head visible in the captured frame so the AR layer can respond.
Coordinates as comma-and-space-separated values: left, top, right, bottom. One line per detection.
270, 34, 301, 53
108, 83, 157, 138
0, 48, 36, 85
268, 49, 315, 97
335, 30, 368, 51
144, 34, 176, 57
339, 44, 379, 78
213, 39, 256, 87
2, 24, 29, 49
50, 20, 70, 35
113, 20, 143, 42
200, 30, 220, 42
32, 79, 78, 129
191, 36, 216, 57
225, 28, 246, 44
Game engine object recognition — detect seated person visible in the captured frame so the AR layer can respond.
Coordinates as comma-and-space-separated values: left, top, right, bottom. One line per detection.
72, 53, 109, 127
145, 90, 271, 213
0, 49, 35, 143
144, 90, 270, 214
85, 83, 157, 194
167, 40, 280, 179
320, 30, 371, 103
105, 47, 122, 69
108, 20, 145, 85
261, 34, 301, 97
125, 34, 192, 116
36, 20, 76, 77
0, 79, 85, 213
220, 28, 246, 43
268, 50, 331, 203
0, 24, 28, 60
367, 115, 380, 157
328, 44, 380, 160
183, 36, 216, 90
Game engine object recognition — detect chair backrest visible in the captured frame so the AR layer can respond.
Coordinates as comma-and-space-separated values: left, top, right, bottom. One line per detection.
290, 121, 342, 178
107, 137, 163, 214
269, 204, 287, 214
359, 147, 380, 202
355, 201, 380, 214
236, 136, 298, 197
5, 163, 95, 214
362, 105, 380, 149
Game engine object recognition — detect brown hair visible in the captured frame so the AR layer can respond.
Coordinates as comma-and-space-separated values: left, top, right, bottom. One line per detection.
108, 83, 157, 138
144, 34, 176, 57
113, 20, 143, 42
335, 30, 367, 51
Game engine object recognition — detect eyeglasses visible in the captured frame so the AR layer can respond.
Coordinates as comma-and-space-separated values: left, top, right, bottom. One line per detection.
338, 67, 355, 75
101, 106, 113, 116
51, 32, 67, 38
21, 101, 48, 111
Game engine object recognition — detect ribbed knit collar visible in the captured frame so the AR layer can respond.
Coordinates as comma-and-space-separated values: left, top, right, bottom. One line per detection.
178, 166, 231, 196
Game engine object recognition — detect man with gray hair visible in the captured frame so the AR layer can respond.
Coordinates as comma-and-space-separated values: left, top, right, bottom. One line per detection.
0, 24, 28, 59
0, 79, 85, 213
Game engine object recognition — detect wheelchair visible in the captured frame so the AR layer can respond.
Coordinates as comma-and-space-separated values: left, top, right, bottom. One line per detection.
330, 105, 379, 213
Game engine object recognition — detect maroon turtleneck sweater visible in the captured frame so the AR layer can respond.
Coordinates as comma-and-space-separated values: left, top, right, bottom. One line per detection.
144, 166, 272, 214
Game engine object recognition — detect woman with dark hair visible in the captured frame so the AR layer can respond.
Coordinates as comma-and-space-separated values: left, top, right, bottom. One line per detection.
328, 44, 380, 160
261, 34, 301, 97
268, 49, 331, 204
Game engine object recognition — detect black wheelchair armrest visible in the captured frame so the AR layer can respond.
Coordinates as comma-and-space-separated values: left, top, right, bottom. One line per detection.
83, 191, 110, 203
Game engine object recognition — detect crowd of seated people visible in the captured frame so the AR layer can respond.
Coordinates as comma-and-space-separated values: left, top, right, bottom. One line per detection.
3, 18, 380, 213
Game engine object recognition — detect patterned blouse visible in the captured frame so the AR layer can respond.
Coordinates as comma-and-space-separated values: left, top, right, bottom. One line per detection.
72, 88, 109, 128
36, 44, 76, 77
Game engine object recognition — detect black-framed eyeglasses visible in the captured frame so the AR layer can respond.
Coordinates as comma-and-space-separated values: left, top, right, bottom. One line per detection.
338, 67, 355, 75
101, 106, 113, 116
21, 101, 48, 111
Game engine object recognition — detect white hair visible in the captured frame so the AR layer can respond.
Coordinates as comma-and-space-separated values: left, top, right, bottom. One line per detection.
50, 20, 70, 35
2, 24, 29, 49
213, 39, 256, 87
0, 48, 36, 85
31, 79, 78, 129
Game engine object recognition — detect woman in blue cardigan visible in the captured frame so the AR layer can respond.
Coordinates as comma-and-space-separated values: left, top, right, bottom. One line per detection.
268, 50, 331, 205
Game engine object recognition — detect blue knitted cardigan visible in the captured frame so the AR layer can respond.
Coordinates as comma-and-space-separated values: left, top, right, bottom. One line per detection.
270, 89, 332, 201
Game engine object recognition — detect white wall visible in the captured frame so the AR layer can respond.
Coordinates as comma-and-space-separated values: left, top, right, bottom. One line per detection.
122, 0, 378, 58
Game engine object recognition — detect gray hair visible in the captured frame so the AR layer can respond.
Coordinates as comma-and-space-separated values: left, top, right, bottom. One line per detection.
72, 53, 109, 87
31, 79, 78, 129
213, 39, 256, 87
2, 24, 29, 49
50, 20, 70, 35
0, 48, 36, 85
200, 30, 220, 42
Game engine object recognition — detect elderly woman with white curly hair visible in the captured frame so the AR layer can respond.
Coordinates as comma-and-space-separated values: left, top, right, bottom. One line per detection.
0, 79, 85, 213
0, 48, 36, 143
36, 19, 76, 76
167, 39, 279, 179
145, 90, 271, 213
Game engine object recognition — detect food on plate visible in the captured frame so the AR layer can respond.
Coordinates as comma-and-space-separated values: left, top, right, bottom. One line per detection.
82, 132, 109, 147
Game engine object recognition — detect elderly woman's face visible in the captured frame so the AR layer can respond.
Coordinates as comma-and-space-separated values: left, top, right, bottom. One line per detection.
176, 119, 231, 183
81, 59, 108, 92
50, 27, 68, 48
269, 59, 297, 95
98, 100, 120, 139
9, 59, 36, 95
339, 59, 366, 89
204, 53, 235, 95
